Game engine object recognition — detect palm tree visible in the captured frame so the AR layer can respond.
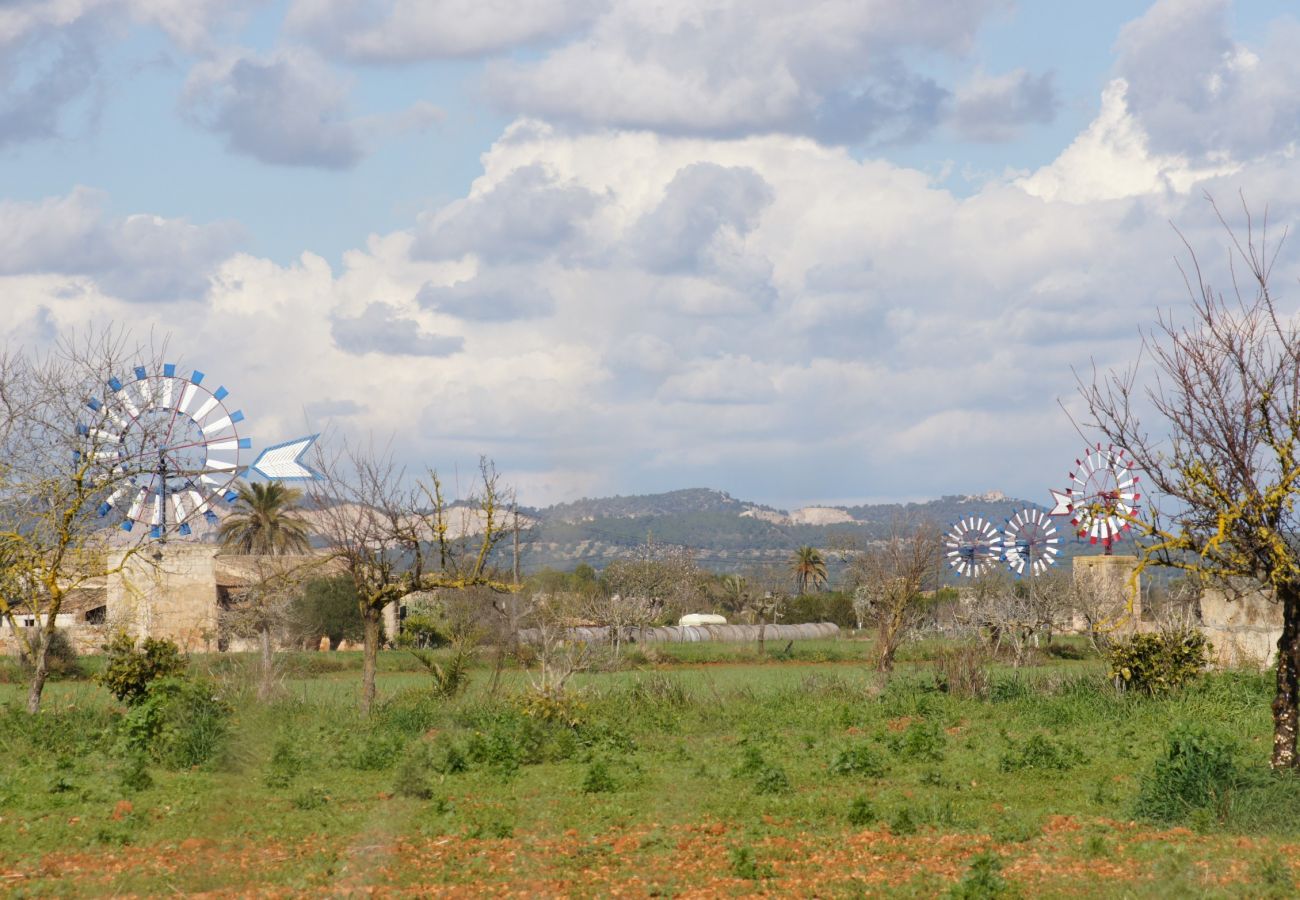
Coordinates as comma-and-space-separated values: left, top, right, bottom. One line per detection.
789, 545, 827, 595
218, 481, 311, 555
218, 481, 311, 698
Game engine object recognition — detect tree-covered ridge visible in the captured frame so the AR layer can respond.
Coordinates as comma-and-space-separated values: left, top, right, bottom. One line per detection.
519, 488, 1136, 574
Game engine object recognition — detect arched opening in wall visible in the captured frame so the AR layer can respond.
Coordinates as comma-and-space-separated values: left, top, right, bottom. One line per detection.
85, 606, 106, 625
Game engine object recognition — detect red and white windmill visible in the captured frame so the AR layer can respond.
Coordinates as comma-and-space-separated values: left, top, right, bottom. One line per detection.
1049, 444, 1140, 554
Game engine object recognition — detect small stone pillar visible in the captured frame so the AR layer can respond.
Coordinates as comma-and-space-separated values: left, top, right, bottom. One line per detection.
1072, 554, 1141, 635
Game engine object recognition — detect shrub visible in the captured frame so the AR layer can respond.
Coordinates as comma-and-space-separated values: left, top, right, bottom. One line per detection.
934, 644, 991, 700
1106, 631, 1210, 695
889, 806, 918, 836
890, 720, 947, 762
998, 734, 1084, 773
948, 851, 1012, 899
291, 576, 363, 650
293, 785, 329, 810
19, 629, 83, 679
729, 846, 774, 881
1134, 724, 1246, 824
582, 759, 617, 794
264, 735, 306, 788
120, 677, 230, 769
393, 745, 435, 799
754, 764, 791, 795
97, 634, 186, 704
830, 743, 887, 778
118, 753, 153, 793
408, 645, 472, 699
338, 727, 407, 771
847, 796, 876, 827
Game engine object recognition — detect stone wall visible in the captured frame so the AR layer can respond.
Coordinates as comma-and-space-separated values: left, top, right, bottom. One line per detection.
1200, 587, 1280, 669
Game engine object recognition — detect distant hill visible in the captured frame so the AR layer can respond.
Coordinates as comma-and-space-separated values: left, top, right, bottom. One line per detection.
518, 487, 1135, 574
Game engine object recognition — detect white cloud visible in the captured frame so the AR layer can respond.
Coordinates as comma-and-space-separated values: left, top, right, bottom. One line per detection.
1115, 0, 1300, 163
484, 0, 1012, 143
0, 188, 242, 301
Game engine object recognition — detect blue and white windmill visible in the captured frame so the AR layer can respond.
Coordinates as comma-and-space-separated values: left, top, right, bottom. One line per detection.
944, 516, 1003, 578
83, 363, 319, 539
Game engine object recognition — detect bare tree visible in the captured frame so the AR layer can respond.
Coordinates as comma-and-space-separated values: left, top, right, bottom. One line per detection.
849, 518, 943, 673
961, 569, 1063, 668
0, 330, 161, 713
1080, 195, 1300, 767
519, 589, 594, 699
600, 539, 703, 629
218, 555, 326, 701
310, 444, 515, 714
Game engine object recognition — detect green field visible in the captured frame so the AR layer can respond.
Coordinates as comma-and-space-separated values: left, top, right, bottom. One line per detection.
1, 638, 1297, 897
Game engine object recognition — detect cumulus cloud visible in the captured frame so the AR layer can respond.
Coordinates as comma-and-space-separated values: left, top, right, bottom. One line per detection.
416, 271, 555, 321
182, 47, 367, 169
484, 0, 1010, 143
950, 68, 1058, 142
413, 164, 601, 262
1115, 0, 1300, 162
629, 163, 773, 274
331, 301, 463, 356
286, 0, 600, 61
0, 188, 242, 301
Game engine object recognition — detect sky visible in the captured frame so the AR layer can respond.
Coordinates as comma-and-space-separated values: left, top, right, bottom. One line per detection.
4, 0, 1300, 511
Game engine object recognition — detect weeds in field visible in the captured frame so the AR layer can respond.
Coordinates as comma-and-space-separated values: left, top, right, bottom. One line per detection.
830, 743, 886, 777
729, 846, 774, 880
998, 733, 1084, 772
948, 851, 1012, 899
846, 796, 876, 826
1134, 724, 1245, 824
582, 758, 617, 793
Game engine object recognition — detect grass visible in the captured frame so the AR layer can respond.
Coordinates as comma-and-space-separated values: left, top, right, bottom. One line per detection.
0, 638, 1294, 896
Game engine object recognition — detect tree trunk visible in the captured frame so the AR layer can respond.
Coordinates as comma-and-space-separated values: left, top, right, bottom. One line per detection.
258, 625, 274, 702
876, 622, 898, 674
361, 605, 381, 715
1271, 586, 1300, 768
25, 629, 50, 714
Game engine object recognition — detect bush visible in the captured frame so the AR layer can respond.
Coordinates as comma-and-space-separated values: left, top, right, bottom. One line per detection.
830, 743, 886, 778
582, 759, 617, 794
393, 744, 436, 799
934, 644, 991, 699
264, 735, 306, 788
847, 796, 876, 827
890, 720, 947, 762
120, 677, 230, 769
338, 727, 407, 771
1134, 724, 1246, 824
18, 629, 83, 679
1106, 631, 1210, 695
949, 851, 1012, 899
998, 734, 1084, 773
783, 591, 856, 628
408, 645, 472, 699
97, 634, 186, 704
291, 576, 363, 650
729, 846, 774, 881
